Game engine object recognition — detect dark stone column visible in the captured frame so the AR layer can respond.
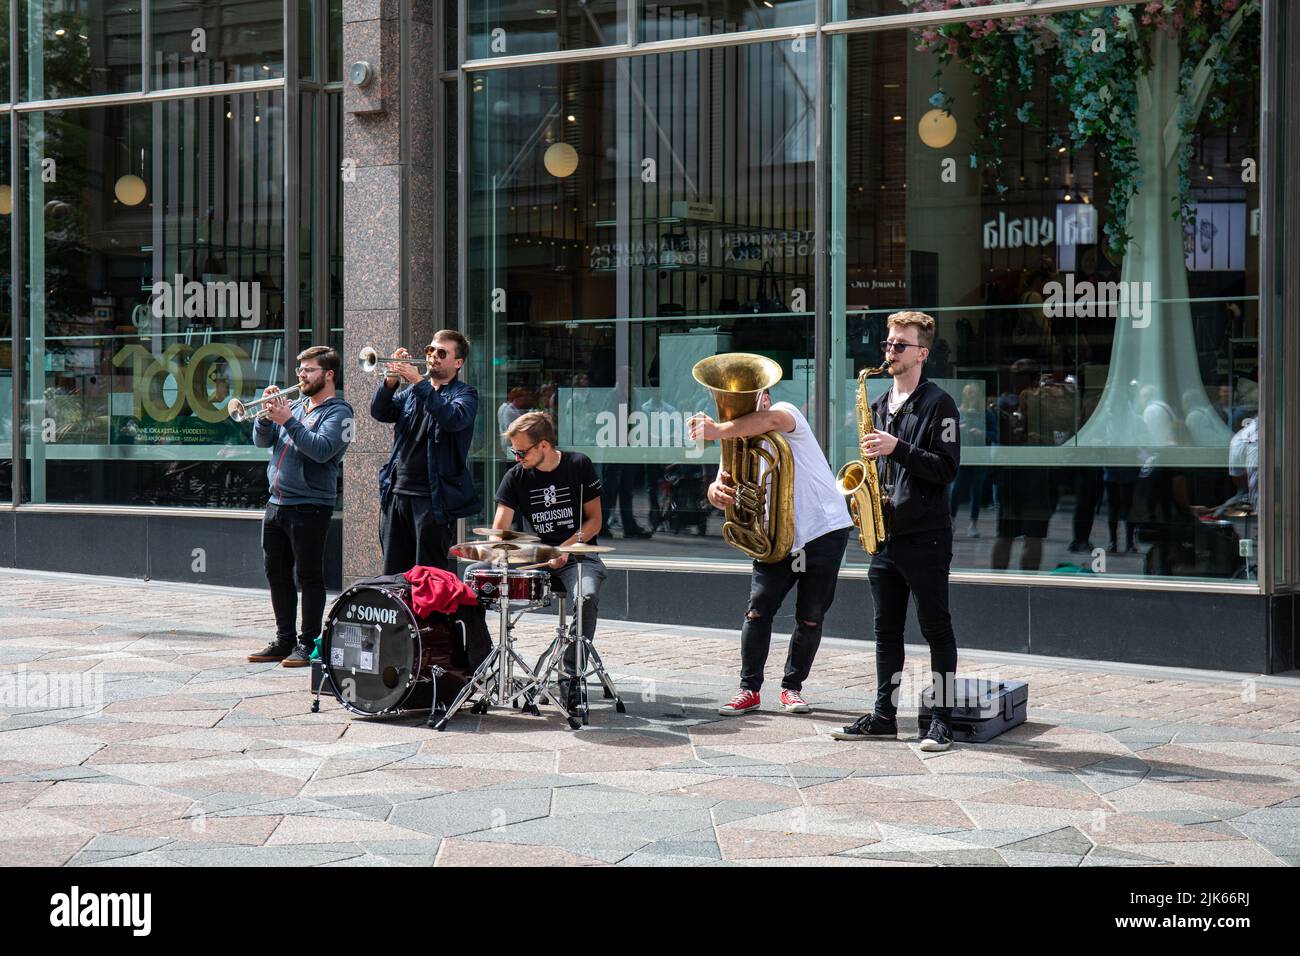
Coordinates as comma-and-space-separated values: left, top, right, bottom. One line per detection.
341, 0, 442, 584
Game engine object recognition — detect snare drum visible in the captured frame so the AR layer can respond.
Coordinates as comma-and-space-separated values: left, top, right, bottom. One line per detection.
466, 568, 551, 608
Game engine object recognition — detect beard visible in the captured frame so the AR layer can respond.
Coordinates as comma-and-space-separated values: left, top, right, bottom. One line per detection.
300, 377, 325, 397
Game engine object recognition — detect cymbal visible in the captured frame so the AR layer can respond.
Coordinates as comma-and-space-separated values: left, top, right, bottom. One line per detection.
557, 543, 615, 555
449, 541, 565, 564
448, 540, 522, 563
471, 527, 540, 542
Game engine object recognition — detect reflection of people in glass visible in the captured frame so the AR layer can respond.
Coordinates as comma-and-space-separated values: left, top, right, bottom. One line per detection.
1226, 410, 1259, 514
1103, 464, 1141, 554
990, 360, 1056, 571
947, 383, 989, 538
498, 387, 533, 460
247, 347, 353, 668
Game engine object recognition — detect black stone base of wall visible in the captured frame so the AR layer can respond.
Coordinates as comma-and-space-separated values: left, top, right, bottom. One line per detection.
1, 509, 1292, 674
585, 566, 1296, 676
0, 511, 342, 592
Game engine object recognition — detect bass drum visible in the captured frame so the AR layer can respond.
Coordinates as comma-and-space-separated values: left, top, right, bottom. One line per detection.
321, 583, 472, 716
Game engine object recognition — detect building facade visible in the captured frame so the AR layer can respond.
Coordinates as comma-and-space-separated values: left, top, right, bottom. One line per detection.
3, 1, 1298, 674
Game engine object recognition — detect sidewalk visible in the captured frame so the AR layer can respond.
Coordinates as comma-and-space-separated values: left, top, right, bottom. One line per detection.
1, 568, 1298, 867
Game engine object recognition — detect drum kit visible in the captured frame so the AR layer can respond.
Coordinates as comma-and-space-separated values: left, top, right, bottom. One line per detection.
312, 526, 624, 731
433, 528, 624, 731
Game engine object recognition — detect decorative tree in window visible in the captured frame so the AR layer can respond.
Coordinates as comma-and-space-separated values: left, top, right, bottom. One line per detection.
911, 0, 1260, 449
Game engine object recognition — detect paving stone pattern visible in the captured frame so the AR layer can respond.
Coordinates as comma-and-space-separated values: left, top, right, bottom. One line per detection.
1, 571, 1298, 867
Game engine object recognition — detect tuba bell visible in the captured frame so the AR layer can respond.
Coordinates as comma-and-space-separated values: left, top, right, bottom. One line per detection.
835, 361, 891, 554
693, 353, 795, 564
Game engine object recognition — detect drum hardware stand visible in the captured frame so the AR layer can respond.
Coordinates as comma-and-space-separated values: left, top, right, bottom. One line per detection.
434, 558, 581, 732
533, 587, 625, 724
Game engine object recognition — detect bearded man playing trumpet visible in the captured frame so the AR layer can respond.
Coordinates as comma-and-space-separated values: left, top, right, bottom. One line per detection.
689, 386, 853, 717
370, 330, 481, 574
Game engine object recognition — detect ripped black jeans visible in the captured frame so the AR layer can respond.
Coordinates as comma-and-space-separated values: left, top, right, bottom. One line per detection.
739, 527, 851, 693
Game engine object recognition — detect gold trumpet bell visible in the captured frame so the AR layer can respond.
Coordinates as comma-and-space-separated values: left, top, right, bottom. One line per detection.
691, 353, 784, 421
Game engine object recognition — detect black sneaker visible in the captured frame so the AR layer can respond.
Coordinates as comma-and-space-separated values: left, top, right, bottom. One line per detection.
557, 677, 584, 712
830, 712, 898, 741
281, 644, 313, 668
919, 719, 954, 752
248, 640, 294, 663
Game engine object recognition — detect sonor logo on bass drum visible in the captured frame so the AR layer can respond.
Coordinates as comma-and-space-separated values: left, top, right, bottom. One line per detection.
347, 604, 399, 625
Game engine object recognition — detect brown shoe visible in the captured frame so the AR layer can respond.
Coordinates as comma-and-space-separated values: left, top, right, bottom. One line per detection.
280, 644, 313, 668
248, 640, 294, 663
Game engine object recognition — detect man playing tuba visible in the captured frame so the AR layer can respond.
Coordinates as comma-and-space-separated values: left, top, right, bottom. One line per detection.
690, 388, 853, 716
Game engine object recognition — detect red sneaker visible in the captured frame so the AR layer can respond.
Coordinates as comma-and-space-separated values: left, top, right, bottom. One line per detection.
719, 689, 760, 716
780, 689, 811, 714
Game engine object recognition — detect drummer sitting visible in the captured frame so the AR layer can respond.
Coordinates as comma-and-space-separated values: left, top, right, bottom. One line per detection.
470, 412, 607, 711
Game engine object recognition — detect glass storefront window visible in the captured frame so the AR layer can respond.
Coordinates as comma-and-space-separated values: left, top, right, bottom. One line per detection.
0, 0, 10, 104
833, 0, 1018, 21
468, 0, 625, 58
640, 1, 814, 40
468, 40, 818, 562
1, 116, 11, 500
831, 3, 1262, 581
18, 0, 142, 100
150, 0, 285, 90
19, 92, 285, 507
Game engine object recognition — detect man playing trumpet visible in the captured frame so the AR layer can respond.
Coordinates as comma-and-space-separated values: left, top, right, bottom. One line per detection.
247, 347, 354, 667
370, 330, 480, 574
689, 390, 853, 716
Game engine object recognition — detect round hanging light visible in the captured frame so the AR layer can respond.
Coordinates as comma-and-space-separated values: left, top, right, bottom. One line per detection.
543, 142, 579, 179
917, 109, 958, 149
0, 185, 10, 216
115, 174, 148, 206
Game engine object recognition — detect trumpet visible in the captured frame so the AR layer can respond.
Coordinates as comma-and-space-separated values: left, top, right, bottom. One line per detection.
228, 384, 304, 423
358, 346, 428, 374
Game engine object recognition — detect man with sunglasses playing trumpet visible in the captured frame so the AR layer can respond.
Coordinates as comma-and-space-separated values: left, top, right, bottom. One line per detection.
371, 330, 481, 574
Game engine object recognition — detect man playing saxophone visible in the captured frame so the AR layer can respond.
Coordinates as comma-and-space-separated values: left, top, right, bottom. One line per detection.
689, 390, 852, 716
831, 311, 962, 751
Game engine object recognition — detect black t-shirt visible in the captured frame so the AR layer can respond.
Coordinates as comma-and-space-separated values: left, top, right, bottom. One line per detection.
495, 451, 602, 546
392, 395, 433, 496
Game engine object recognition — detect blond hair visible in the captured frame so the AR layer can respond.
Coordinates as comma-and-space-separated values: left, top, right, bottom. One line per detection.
887, 311, 936, 349
504, 410, 556, 447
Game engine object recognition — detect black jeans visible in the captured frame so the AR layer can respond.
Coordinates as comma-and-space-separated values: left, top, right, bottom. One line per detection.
868, 527, 958, 722
381, 492, 455, 574
262, 503, 333, 648
740, 527, 850, 693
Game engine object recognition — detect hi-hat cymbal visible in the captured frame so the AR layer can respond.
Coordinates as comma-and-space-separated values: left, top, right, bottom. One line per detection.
449, 540, 523, 563
471, 527, 540, 542
557, 543, 615, 555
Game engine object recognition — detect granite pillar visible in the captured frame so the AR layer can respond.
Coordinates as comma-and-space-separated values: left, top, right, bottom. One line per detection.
341, 0, 445, 584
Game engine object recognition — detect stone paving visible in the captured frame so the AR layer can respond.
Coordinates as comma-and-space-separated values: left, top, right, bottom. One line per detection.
1, 568, 1299, 867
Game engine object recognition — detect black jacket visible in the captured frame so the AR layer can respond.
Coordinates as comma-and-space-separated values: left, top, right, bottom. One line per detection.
371, 376, 481, 524
870, 376, 961, 538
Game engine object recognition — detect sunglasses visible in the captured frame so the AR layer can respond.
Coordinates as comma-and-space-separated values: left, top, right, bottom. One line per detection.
881, 341, 921, 353
511, 442, 539, 460
426, 346, 457, 360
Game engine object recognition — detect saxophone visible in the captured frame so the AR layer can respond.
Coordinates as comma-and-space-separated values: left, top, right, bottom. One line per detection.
693, 353, 795, 564
835, 361, 891, 554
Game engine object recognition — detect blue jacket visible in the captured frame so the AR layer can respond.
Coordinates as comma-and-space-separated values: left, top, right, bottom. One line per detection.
253, 395, 354, 506
371, 376, 481, 523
